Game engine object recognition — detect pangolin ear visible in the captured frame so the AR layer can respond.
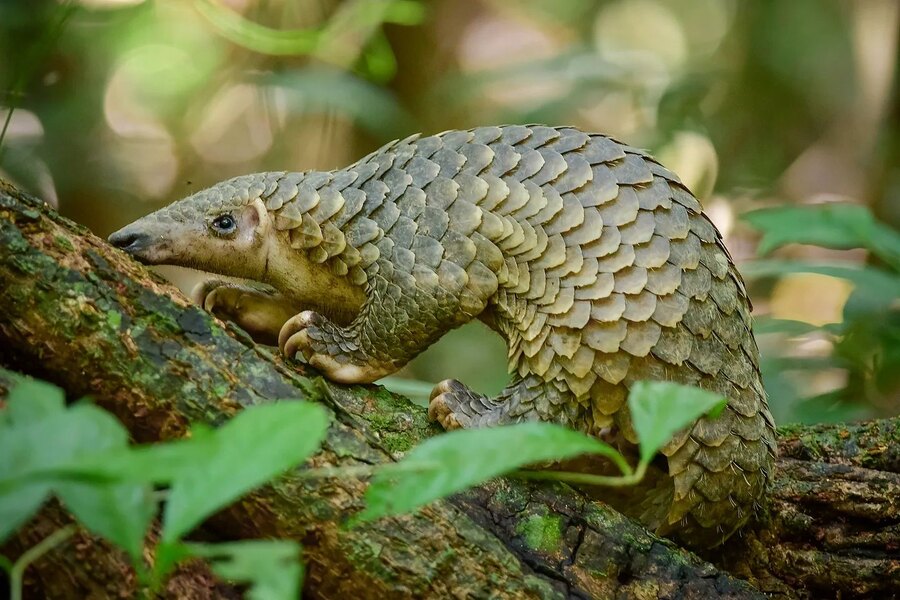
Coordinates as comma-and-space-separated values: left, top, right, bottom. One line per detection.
247, 198, 270, 233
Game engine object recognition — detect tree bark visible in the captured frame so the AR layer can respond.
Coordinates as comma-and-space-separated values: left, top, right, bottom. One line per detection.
0, 180, 896, 599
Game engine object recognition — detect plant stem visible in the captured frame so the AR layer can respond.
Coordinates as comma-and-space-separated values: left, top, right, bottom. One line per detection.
511, 461, 648, 488
9, 525, 77, 600
294, 460, 649, 489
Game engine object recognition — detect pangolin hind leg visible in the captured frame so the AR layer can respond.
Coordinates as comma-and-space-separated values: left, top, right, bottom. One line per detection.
428, 374, 579, 430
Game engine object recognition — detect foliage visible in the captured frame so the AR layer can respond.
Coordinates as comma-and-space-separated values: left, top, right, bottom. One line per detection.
0, 376, 328, 598
1, 376, 724, 597
627, 380, 726, 463
744, 204, 900, 422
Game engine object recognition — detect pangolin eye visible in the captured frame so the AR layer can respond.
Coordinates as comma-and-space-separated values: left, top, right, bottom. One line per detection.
211, 214, 236, 234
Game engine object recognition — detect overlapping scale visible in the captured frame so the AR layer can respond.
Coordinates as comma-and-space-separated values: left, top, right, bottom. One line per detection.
241, 125, 774, 547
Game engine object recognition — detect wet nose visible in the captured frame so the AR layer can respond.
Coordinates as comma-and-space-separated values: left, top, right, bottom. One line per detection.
108, 228, 149, 253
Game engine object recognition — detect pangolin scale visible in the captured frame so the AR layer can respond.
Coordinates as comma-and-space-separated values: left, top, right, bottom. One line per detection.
109, 125, 777, 547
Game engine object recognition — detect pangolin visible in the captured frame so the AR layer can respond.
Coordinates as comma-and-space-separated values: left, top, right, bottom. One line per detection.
109, 125, 776, 547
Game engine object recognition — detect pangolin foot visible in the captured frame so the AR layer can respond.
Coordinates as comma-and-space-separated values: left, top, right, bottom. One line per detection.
428, 379, 490, 431
277, 311, 391, 384
278, 310, 322, 361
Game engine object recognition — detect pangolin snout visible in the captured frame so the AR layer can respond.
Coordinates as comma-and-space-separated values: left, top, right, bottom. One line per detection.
108, 227, 151, 254
108, 224, 166, 265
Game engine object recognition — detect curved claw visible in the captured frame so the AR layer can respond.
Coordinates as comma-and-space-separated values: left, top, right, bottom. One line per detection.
278, 310, 320, 358
191, 279, 232, 309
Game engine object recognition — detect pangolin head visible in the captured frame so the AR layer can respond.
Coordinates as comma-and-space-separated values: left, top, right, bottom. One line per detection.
108, 174, 276, 280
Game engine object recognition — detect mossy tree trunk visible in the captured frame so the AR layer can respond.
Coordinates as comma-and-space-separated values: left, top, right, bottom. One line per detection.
0, 180, 897, 599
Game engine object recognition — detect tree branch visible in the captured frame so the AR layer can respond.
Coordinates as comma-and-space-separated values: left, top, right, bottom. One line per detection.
1, 179, 896, 598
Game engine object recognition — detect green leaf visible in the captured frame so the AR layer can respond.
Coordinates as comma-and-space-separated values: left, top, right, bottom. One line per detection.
753, 317, 839, 337
383, 0, 426, 25
628, 381, 728, 464
0, 482, 49, 543
359, 31, 398, 82
267, 68, 415, 138
5, 377, 65, 424
56, 481, 155, 562
70, 438, 205, 485
0, 377, 68, 539
161, 401, 329, 541
1, 380, 153, 558
790, 390, 871, 425
356, 422, 623, 523
744, 204, 900, 271
185, 541, 303, 600
0, 392, 129, 542
741, 260, 900, 311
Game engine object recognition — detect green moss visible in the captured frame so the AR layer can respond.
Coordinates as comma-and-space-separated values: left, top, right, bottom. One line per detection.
380, 431, 415, 453
328, 427, 378, 461
343, 535, 395, 582
364, 412, 394, 431
54, 235, 74, 251
524, 575, 562, 598
106, 310, 122, 330
10, 254, 38, 274
356, 385, 438, 455
515, 512, 563, 554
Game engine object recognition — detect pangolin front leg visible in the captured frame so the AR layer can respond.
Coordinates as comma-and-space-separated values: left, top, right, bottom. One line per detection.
194, 280, 298, 346
277, 259, 485, 384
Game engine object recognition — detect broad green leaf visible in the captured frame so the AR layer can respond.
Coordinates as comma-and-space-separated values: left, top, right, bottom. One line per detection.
842, 283, 899, 321
741, 260, 900, 310
186, 541, 303, 600
56, 481, 155, 562
359, 31, 398, 82
161, 401, 329, 541
628, 381, 728, 464
0, 483, 49, 543
790, 390, 870, 425
70, 438, 207, 485
356, 422, 623, 523
42, 404, 326, 488
0, 378, 67, 539
753, 317, 839, 337
267, 68, 415, 138
5, 377, 65, 424
744, 204, 900, 271
0, 393, 129, 541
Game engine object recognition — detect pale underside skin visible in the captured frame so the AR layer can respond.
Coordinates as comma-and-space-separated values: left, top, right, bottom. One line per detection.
109, 125, 776, 548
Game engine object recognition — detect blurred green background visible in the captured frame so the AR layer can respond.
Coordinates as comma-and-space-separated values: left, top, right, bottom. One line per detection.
2, 0, 898, 424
